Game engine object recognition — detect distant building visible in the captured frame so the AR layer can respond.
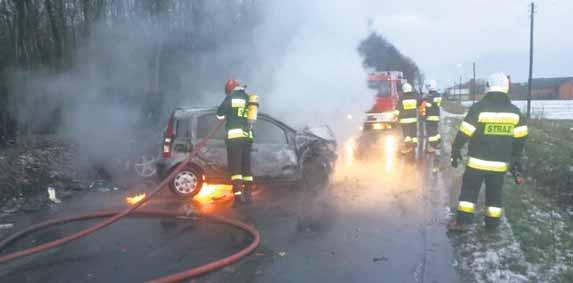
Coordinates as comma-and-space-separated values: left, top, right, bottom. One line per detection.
444, 79, 487, 101
510, 77, 573, 100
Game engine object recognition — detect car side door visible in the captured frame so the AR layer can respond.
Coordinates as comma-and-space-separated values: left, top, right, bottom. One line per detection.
251, 117, 298, 179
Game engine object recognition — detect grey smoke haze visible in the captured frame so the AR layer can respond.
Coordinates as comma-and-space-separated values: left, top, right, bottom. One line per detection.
8, 0, 414, 168
7, 2, 261, 168
8, 0, 573, 156
255, 1, 373, 139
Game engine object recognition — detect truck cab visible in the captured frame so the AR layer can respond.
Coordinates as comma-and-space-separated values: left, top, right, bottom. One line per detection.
355, 71, 404, 160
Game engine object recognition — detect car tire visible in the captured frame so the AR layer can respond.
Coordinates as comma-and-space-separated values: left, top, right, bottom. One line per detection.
301, 158, 329, 191
169, 167, 204, 199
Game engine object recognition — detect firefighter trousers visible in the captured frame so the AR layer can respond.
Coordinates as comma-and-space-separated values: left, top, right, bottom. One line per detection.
456, 167, 504, 228
425, 121, 441, 148
226, 139, 253, 193
400, 122, 418, 152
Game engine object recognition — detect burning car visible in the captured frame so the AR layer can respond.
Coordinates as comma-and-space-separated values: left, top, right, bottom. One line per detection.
156, 107, 337, 198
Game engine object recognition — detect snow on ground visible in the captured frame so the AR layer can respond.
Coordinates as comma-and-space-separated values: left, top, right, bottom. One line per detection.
506, 194, 573, 282
463, 100, 573, 120
442, 107, 573, 282
450, 218, 532, 283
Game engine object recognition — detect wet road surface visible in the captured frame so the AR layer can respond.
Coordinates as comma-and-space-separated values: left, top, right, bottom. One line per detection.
0, 156, 460, 283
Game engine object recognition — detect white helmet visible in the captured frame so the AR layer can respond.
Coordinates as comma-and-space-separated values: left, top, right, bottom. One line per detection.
486, 73, 510, 94
426, 80, 438, 92
402, 83, 413, 94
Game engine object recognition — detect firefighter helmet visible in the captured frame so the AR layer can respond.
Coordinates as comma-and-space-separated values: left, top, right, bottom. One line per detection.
225, 79, 240, 95
402, 83, 413, 94
426, 80, 438, 92
486, 73, 510, 94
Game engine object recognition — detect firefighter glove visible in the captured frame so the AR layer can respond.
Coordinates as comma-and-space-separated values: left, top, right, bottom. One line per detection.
510, 160, 525, 185
451, 150, 462, 168
510, 160, 522, 175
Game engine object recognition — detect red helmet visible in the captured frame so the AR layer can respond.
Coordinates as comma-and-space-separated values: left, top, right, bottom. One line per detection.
225, 79, 240, 95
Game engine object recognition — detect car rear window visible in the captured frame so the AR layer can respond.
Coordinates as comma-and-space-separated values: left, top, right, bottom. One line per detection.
175, 117, 191, 138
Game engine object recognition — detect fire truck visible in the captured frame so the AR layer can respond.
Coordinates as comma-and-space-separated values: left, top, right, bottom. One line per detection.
354, 71, 405, 160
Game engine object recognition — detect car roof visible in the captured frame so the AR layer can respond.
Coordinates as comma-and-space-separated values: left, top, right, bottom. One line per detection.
172, 107, 296, 133
173, 107, 213, 118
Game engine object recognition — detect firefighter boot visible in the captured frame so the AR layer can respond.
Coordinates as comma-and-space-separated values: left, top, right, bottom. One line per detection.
484, 215, 501, 232
232, 180, 245, 207
243, 182, 253, 204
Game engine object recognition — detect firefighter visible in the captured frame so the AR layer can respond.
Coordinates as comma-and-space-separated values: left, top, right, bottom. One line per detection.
424, 80, 442, 153
217, 79, 259, 205
449, 73, 527, 231
397, 82, 418, 158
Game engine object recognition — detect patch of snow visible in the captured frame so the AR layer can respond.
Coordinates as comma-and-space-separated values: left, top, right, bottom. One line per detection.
453, 217, 535, 283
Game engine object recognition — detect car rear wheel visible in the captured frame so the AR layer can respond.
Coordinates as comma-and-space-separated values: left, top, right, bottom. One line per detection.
170, 167, 203, 199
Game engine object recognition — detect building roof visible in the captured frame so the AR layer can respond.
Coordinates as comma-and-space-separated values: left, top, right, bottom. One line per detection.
509, 77, 573, 99
514, 77, 573, 90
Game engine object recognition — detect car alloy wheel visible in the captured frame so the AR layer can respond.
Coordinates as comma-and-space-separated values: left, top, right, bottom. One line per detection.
173, 170, 200, 195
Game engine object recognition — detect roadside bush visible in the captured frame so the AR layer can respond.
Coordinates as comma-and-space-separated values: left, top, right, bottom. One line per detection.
524, 120, 573, 204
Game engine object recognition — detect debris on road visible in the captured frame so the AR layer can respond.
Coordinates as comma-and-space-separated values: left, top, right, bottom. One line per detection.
47, 187, 62, 204
372, 256, 389, 262
277, 251, 287, 257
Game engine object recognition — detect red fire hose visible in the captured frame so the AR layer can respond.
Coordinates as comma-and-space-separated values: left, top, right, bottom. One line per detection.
0, 120, 261, 282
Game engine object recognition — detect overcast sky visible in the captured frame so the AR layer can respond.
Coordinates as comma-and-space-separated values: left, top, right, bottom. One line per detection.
366, 0, 572, 87
256, 0, 571, 128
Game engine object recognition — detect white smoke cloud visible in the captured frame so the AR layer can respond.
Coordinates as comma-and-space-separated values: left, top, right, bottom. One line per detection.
251, 0, 376, 139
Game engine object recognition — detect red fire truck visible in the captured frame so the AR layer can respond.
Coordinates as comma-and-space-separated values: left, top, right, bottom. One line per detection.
355, 71, 405, 160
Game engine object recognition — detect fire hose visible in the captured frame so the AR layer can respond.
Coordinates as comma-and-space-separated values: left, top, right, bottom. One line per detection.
0, 120, 261, 282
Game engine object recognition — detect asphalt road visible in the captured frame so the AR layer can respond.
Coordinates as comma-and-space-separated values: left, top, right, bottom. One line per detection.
0, 155, 460, 283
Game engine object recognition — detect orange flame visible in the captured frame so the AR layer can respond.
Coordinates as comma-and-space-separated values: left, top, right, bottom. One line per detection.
126, 193, 146, 205
193, 184, 232, 204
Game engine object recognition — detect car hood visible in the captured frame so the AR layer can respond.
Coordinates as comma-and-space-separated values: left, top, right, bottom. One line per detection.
295, 125, 337, 155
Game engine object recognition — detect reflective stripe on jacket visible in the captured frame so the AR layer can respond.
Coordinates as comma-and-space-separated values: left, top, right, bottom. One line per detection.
217, 89, 254, 141
397, 93, 419, 124
452, 92, 528, 172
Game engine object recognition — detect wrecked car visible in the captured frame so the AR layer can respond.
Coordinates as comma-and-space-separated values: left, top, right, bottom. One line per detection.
156, 107, 337, 198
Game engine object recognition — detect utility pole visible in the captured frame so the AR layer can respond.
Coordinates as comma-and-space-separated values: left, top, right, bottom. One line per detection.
472, 62, 476, 104
527, 2, 535, 119
459, 76, 463, 103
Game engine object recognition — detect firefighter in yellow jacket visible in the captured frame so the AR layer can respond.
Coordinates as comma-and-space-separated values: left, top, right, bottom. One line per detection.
424, 80, 442, 152
396, 82, 419, 159
449, 73, 527, 231
217, 79, 259, 205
